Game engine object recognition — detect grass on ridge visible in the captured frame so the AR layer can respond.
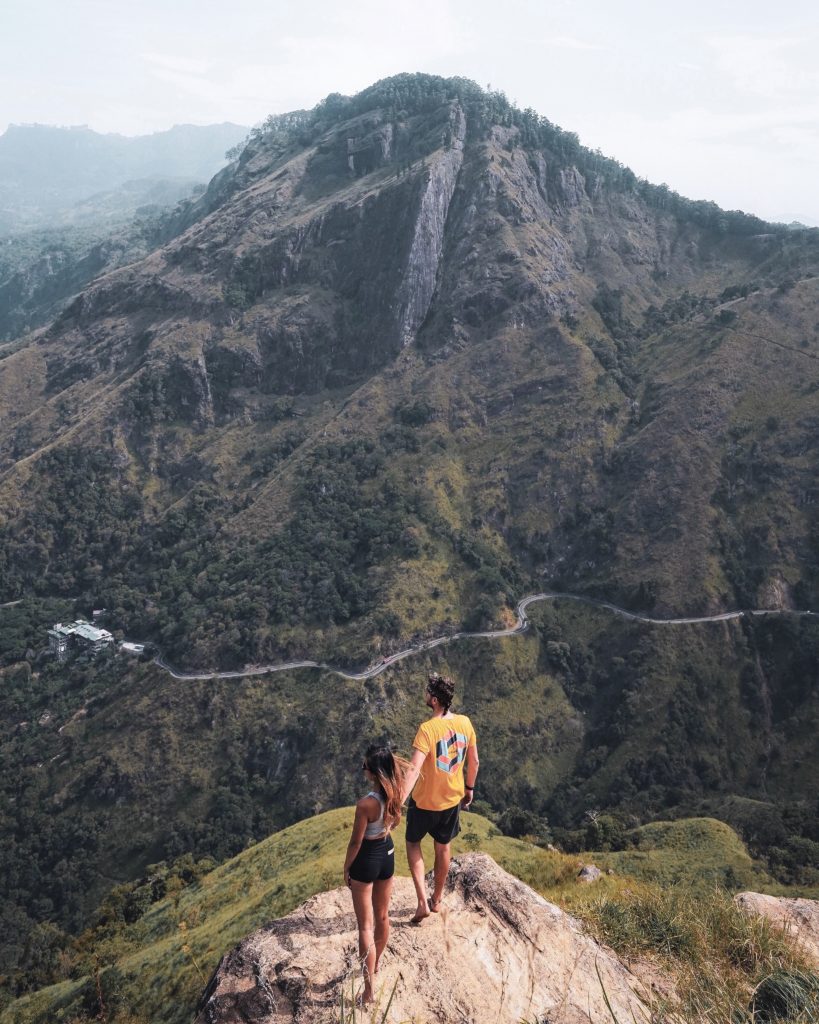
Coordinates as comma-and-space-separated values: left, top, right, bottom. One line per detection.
1, 811, 814, 1024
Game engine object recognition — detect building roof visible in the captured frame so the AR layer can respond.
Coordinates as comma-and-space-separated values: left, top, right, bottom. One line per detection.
73, 621, 113, 642
49, 620, 113, 643
48, 623, 75, 638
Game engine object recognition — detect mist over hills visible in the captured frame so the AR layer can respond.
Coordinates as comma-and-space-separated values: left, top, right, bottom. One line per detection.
0, 121, 249, 234
0, 73, 817, 1006
0, 121, 250, 343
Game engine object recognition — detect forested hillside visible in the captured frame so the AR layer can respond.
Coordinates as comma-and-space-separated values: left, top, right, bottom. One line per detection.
0, 73, 817, 1000
1, 75, 817, 669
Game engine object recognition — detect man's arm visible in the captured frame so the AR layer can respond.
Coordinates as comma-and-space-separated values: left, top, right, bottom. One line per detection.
401, 748, 426, 804
461, 743, 479, 809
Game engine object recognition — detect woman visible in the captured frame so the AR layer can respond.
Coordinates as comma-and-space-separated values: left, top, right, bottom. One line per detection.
343, 744, 409, 1005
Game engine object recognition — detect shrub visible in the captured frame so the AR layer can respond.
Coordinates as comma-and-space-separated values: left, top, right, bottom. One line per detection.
750, 969, 819, 1023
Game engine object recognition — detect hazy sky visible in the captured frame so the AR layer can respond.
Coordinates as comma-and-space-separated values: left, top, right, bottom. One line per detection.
3, 0, 818, 224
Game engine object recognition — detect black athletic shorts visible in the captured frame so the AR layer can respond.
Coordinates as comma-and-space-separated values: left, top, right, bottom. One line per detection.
348, 836, 395, 883
405, 799, 461, 844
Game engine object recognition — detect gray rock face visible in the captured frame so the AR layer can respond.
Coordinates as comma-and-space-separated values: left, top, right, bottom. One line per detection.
735, 892, 819, 968
347, 122, 393, 174
559, 166, 591, 209
577, 863, 602, 883
397, 102, 466, 347
161, 352, 214, 426
194, 853, 651, 1024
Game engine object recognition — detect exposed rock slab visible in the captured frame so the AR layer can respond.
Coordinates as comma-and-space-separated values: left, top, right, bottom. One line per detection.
735, 892, 819, 968
397, 102, 466, 346
195, 853, 650, 1024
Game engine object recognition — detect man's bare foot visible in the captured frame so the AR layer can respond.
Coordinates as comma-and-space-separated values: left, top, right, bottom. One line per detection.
429, 895, 444, 913
410, 902, 430, 924
358, 986, 374, 1006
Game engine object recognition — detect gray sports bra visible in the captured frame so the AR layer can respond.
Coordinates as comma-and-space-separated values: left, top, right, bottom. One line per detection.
364, 791, 388, 839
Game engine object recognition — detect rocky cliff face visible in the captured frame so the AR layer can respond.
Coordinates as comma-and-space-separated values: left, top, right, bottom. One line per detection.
397, 102, 465, 346
1, 73, 818, 655
195, 854, 653, 1024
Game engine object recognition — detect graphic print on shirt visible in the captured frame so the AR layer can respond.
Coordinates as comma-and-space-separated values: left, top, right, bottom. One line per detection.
435, 729, 468, 774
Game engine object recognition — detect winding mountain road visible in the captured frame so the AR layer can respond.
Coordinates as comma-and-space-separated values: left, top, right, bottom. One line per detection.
149, 591, 817, 683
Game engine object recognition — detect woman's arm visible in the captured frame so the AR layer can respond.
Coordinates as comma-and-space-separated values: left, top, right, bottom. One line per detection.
400, 748, 427, 804
343, 797, 376, 886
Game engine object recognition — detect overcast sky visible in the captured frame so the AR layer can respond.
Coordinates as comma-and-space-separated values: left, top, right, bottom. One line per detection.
2, 0, 818, 224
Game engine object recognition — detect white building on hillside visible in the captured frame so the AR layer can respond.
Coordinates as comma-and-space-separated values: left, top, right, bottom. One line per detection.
48, 620, 114, 661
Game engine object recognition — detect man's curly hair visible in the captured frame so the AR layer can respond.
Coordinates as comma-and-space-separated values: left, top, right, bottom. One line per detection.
426, 672, 455, 711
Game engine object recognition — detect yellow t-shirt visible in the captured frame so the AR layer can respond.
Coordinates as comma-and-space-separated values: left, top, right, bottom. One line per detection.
411, 713, 477, 811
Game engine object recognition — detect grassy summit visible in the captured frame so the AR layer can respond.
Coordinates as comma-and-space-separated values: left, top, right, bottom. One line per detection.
2, 809, 815, 1024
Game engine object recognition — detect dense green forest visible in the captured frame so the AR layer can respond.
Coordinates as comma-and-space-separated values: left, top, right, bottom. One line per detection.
0, 425, 523, 667
1, 602, 817, 1004
0, 73, 817, 1008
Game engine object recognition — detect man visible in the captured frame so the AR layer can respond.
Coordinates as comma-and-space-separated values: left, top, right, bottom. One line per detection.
401, 671, 479, 922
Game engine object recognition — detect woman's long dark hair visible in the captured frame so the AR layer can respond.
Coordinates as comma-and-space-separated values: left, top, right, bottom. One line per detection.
364, 745, 411, 831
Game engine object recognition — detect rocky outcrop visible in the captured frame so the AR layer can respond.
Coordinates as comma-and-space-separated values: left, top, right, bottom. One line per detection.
397, 102, 466, 347
558, 166, 591, 210
756, 576, 795, 611
347, 122, 394, 176
735, 892, 819, 968
195, 853, 652, 1024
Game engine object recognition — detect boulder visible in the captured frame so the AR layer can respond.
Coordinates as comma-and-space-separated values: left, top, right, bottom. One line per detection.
195, 853, 651, 1023
578, 864, 602, 883
735, 892, 819, 968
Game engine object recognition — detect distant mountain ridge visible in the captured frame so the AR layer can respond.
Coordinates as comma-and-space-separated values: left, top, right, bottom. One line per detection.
0, 121, 250, 339
0, 121, 249, 233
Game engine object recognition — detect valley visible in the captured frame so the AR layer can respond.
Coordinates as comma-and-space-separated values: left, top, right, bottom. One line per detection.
0, 73, 817, 1016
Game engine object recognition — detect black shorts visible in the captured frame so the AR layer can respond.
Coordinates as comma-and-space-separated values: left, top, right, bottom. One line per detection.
405, 799, 461, 844
348, 836, 395, 883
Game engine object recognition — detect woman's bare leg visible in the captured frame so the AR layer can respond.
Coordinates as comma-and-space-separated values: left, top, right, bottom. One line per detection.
349, 879, 376, 1003
372, 876, 393, 973
406, 841, 430, 921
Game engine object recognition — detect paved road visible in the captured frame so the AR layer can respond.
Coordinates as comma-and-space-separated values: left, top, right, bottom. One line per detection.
0, 594, 79, 610
148, 591, 816, 683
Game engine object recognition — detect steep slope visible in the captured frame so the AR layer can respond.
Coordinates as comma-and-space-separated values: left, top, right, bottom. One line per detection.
1, 74, 817, 673
2, 811, 813, 1024
195, 854, 651, 1024
1, 604, 815, 993
0, 194, 197, 343
0, 812, 577, 1023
